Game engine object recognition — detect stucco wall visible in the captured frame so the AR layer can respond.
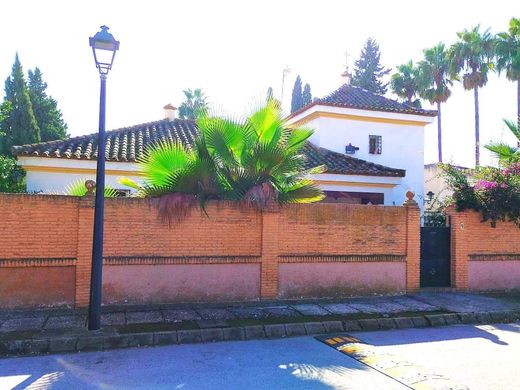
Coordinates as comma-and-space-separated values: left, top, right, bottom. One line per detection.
103, 264, 261, 304
0, 266, 75, 308
468, 261, 520, 291
279, 262, 406, 298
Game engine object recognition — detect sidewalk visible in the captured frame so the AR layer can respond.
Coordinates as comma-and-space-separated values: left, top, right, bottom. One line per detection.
1, 292, 520, 357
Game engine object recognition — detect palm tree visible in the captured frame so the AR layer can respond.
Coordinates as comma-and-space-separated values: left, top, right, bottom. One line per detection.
417, 43, 453, 163
390, 60, 422, 107
495, 17, 520, 130
485, 119, 520, 165
120, 101, 324, 220
178, 88, 208, 120
449, 25, 495, 166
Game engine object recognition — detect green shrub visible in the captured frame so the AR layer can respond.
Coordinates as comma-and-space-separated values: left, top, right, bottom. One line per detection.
0, 155, 25, 193
441, 162, 520, 227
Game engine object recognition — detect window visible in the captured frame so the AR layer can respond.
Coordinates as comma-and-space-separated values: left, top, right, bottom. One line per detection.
114, 189, 131, 197
369, 135, 382, 154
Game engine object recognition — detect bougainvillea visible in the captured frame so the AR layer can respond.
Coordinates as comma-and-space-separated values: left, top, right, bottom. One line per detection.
440, 163, 520, 227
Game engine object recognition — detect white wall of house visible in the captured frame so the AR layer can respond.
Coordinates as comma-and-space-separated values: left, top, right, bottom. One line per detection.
18, 156, 404, 203
287, 105, 435, 209
18, 156, 142, 194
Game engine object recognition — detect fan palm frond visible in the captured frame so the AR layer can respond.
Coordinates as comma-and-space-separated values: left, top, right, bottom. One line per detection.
64, 178, 118, 197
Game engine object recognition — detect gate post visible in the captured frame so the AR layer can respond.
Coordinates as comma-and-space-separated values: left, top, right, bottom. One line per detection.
446, 208, 468, 290
403, 191, 420, 292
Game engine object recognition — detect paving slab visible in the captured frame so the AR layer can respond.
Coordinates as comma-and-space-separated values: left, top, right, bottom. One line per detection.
321, 303, 360, 315
389, 296, 440, 312
228, 307, 267, 319
412, 292, 518, 313
292, 304, 330, 316
44, 315, 86, 330
126, 311, 163, 324
101, 312, 126, 326
0, 317, 46, 332
261, 306, 300, 317
163, 309, 201, 322
197, 308, 235, 320
348, 297, 410, 314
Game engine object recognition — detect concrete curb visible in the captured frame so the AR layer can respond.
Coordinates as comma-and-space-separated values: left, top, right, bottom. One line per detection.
2, 310, 520, 358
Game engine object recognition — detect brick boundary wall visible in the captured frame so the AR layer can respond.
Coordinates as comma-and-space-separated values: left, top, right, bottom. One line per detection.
447, 208, 520, 291
0, 193, 421, 308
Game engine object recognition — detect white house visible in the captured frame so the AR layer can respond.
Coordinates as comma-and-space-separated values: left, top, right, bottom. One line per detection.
286, 83, 437, 207
13, 84, 436, 206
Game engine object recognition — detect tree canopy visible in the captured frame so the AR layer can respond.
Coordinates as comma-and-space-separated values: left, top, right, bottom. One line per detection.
290, 75, 303, 113
28, 68, 68, 142
302, 83, 312, 106
390, 60, 421, 107
351, 38, 391, 94
178, 88, 208, 120
1, 54, 40, 154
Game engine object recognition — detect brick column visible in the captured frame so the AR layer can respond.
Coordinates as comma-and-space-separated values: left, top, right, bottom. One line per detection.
403, 192, 421, 292
260, 204, 280, 299
447, 208, 469, 290
75, 196, 95, 307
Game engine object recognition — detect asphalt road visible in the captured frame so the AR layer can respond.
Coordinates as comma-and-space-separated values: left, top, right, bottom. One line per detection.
1, 322, 519, 390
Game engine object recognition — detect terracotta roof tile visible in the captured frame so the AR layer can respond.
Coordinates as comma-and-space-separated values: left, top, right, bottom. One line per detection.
12, 118, 405, 177
290, 84, 437, 119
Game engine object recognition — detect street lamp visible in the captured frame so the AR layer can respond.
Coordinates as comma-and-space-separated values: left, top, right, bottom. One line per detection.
88, 25, 119, 330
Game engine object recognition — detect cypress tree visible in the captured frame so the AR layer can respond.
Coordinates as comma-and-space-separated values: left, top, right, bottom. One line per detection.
351, 38, 391, 95
290, 75, 303, 113
28, 67, 68, 142
302, 83, 312, 106
266, 86, 274, 102
1, 54, 40, 154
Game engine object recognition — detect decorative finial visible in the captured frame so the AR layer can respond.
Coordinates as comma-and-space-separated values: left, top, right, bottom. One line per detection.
85, 180, 96, 196
403, 190, 418, 207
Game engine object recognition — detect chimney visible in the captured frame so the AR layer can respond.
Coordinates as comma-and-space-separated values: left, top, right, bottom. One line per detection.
341, 68, 352, 85
163, 103, 177, 120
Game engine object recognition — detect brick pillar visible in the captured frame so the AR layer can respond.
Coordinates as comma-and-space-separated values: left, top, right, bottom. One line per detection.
403, 191, 420, 292
447, 208, 469, 290
75, 196, 95, 307
260, 204, 280, 299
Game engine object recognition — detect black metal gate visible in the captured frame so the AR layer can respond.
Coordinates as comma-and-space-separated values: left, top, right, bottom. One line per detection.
420, 221, 451, 288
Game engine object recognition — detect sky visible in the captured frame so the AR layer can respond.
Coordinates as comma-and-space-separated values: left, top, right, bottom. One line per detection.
0, 0, 517, 168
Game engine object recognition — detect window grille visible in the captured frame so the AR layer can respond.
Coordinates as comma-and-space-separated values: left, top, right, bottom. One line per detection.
369, 135, 382, 154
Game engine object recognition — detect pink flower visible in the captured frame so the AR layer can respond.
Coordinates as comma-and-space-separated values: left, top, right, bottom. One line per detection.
504, 163, 520, 176
474, 180, 499, 190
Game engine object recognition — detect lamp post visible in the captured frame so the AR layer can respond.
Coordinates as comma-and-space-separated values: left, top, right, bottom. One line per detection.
88, 25, 119, 330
